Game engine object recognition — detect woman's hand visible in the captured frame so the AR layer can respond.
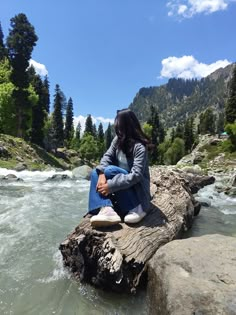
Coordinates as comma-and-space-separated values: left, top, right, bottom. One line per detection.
97, 182, 110, 196
96, 173, 107, 190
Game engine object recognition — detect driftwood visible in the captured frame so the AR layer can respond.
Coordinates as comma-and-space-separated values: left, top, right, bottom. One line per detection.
59, 167, 215, 293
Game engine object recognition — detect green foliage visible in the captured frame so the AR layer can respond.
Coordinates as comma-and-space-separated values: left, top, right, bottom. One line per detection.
51, 84, 64, 149
105, 123, 112, 149
184, 117, 195, 153
199, 108, 215, 134
64, 97, 74, 148
97, 122, 105, 158
225, 123, 236, 151
84, 114, 93, 135
164, 137, 185, 165
0, 82, 16, 134
0, 58, 16, 135
71, 122, 81, 150
158, 139, 171, 164
28, 67, 48, 147
79, 134, 98, 161
129, 66, 232, 128
142, 122, 152, 139
6, 13, 38, 138
225, 65, 236, 124
0, 23, 7, 61
216, 112, 225, 134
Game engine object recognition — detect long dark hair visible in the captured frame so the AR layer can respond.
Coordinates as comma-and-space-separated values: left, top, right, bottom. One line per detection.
114, 108, 150, 157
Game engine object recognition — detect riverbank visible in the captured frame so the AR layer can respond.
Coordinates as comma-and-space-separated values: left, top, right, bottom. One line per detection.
0, 134, 83, 171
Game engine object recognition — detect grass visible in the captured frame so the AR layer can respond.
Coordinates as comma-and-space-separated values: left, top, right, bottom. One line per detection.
198, 140, 236, 169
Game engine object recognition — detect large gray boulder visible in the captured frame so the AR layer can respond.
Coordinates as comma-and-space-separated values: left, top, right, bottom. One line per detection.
72, 165, 92, 180
148, 234, 236, 315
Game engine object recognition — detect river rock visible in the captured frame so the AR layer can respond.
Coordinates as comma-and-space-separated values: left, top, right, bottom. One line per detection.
0, 145, 11, 158
14, 163, 27, 171
181, 165, 203, 175
47, 174, 71, 181
148, 234, 236, 315
195, 196, 211, 207
72, 165, 92, 180
1, 174, 23, 182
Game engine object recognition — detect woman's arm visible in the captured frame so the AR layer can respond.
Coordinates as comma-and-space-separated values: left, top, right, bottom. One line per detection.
106, 143, 147, 193
96, 136, 118, 174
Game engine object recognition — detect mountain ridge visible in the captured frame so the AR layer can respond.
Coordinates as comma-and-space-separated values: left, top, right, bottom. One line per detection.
129, 63, 235, 127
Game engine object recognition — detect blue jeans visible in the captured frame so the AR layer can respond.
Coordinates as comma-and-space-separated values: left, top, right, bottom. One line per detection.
88, 165, 140, 217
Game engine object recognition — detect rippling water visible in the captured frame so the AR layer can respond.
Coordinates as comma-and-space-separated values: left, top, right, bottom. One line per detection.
0, 169, 235, 314
0, 169, 148, 315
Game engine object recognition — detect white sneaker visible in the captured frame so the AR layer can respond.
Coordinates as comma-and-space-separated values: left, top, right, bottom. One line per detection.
90, 206, 121, 227
124, 204, 146, 224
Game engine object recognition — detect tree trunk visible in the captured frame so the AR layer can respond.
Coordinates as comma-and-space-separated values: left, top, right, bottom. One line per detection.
59, 167, 215, 293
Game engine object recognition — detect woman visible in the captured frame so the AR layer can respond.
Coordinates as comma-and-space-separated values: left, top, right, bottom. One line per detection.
88, 108, 150, 227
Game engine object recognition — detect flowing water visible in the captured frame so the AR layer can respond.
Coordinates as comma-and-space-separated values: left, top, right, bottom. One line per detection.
0, 169, 147, 315
0, 168, 235, 315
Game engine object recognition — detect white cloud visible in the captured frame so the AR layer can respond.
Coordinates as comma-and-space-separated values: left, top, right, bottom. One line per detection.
73, 115, 114, 133
160, 55, 231, 79
167, 0, 235, 18
29, 59, 48, 76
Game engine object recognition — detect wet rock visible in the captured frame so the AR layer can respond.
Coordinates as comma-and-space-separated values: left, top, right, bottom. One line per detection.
47, 174, 71, 181
72, 165, 92, 180
195, 196, 211, 207
1, 174, 23, 182
148, 234, 236, 315
16, 155, 24, 162
0, 145, 11, 158
193, 152, 205, 164
14, 163, 27, 171
231, 174, 236, 187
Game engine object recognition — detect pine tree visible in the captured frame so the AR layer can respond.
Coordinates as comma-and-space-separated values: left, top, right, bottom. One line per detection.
170, 128, 175, 143
98, 122, 104, 142
42, 76, 50, 114
64, 97, 74, 147
184, 117, 194, 153
175, 123, 184, 139
147, 105, 160, 163
84, 114, 93, 135
92, 123, 97, 138
225, 65, 236, 124
7, 13, 38, 138
97, 122, 105, 158
73, 122, 81, 149
217, 112, 225, 134
105, 123, 112, 149
51, 84, 64, 150
0, 22, 7, 61
199, 108, 215, 134
29, 67, 47, 147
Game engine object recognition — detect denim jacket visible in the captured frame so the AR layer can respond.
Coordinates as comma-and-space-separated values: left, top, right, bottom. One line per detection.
96, 136, 151, 211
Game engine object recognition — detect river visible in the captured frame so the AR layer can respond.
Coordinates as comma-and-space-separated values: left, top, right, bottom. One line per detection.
0, 169, 235, 315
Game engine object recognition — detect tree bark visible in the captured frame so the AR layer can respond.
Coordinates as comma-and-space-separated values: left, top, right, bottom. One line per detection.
59, 167, 215, 293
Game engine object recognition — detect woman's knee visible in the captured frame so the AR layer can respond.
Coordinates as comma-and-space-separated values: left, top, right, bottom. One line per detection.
104, 165, 116, 179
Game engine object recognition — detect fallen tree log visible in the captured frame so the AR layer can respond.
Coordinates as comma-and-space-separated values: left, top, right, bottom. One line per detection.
59, 167, 215, 293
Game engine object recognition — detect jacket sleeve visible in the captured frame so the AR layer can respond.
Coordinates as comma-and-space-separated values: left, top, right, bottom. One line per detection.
96, 136, 118, 173
107, 143, 147, 193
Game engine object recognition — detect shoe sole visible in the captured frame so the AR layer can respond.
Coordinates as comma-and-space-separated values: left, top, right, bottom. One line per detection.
90, 216, 121, 227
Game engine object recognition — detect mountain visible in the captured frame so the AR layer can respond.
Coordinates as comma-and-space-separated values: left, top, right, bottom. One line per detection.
129, 63, 235, 127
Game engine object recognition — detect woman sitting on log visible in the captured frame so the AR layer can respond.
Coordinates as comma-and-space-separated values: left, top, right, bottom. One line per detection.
88, 108, 151, 227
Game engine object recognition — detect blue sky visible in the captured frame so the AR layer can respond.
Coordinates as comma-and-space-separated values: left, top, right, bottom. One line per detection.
0, 0, 236, 129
